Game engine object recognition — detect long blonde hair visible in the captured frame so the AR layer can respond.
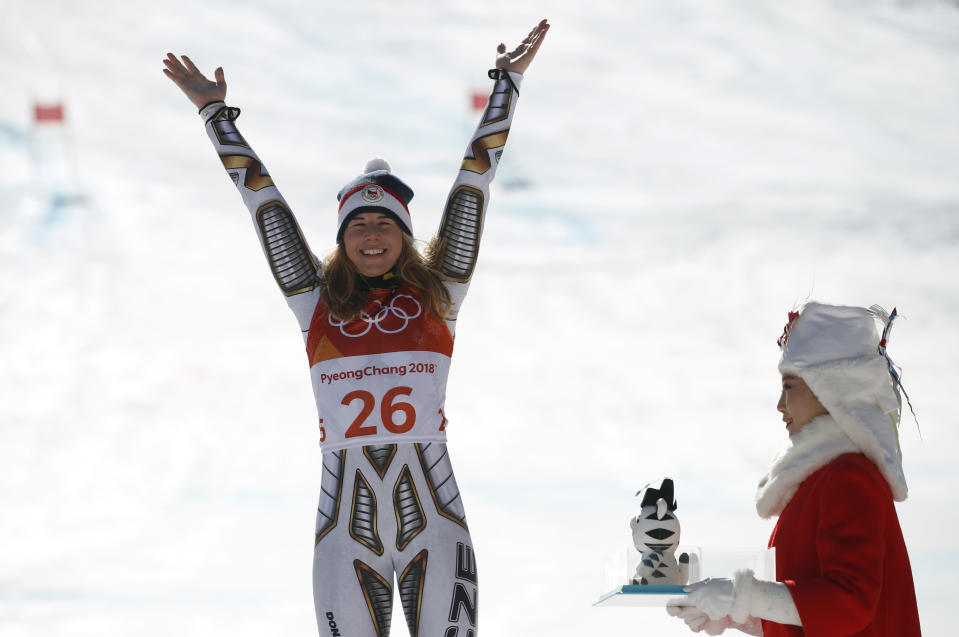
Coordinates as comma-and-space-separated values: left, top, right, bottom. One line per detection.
320, 234, 451, 322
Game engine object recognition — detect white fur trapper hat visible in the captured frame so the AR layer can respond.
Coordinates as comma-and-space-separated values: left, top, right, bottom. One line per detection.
777, 302, 908, 501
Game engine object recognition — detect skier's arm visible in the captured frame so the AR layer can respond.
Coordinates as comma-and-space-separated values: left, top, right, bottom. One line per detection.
433, 20, 548, 334
196, 101, 320, 301
164, 54, 320, 330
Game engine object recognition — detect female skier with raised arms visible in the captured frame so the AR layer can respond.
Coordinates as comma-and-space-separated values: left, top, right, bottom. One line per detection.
163, 19, 548, 637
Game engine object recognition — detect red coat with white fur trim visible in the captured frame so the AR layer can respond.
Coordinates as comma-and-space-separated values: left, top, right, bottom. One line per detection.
763, 453, 920, 637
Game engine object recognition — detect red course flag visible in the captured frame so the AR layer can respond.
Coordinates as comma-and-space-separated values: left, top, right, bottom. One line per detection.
470, 92, 487, 111
34, 103, 65, 123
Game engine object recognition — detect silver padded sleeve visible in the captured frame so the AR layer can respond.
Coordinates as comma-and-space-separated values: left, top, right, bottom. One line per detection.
436, 186, 484, 282
255, 201, 318, 295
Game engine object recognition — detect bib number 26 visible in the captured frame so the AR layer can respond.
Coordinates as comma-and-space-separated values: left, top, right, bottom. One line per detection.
343, 386, 416, 439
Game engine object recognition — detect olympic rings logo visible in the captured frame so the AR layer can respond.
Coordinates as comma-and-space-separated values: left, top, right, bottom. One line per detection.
329, 294, 422, 337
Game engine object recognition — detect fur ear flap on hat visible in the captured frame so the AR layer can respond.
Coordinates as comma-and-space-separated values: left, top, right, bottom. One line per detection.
777, 302, 909, 500
336, 157, 415, 242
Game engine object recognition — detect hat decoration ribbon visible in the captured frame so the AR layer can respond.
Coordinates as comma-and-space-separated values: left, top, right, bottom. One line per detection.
777, 311, 800, 349
872, 305, 920, 432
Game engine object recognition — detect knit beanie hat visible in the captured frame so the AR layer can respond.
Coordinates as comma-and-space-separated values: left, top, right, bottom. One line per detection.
336, 157, 414, 242
777, 302, 909, 500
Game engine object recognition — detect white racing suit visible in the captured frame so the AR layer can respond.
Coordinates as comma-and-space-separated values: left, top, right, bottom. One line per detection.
198, 69, 523, 637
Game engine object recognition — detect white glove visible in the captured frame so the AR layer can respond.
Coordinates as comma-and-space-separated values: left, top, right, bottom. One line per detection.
667, 601, 763, 636
684, 577, 741, 622
666, 602, 732, 635
735, 616, 764, 636
684, 570, 801, 626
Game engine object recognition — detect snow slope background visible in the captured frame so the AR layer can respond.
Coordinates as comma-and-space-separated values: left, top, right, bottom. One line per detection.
2, 0, 958, 634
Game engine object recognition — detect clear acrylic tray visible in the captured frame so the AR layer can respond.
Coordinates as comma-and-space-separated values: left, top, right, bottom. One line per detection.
594, 546, 775, 607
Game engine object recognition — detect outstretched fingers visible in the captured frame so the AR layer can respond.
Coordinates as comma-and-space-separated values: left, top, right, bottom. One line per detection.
526, 19, 549, 55
163, 52, 187, 78
517, 19, 546, 52
495, 18, 549, 73
515, 19, 548, 59
163, 53, 202, 80
180, 54, 200, 75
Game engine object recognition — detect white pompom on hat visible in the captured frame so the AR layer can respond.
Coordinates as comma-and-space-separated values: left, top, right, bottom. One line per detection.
364, 157, 391, 173
778, 302, 908, 500
336, 157, 414, 242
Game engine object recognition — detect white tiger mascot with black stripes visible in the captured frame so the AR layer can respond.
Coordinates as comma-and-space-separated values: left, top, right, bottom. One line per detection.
630, 478, 694, 586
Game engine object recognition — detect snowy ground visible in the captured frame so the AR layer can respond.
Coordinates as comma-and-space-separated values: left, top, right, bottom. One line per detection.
2, 0, 958, 635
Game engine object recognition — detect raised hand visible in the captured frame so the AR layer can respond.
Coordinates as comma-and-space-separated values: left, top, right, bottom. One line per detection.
162, 53, 227, 110
495, 18, 549, 74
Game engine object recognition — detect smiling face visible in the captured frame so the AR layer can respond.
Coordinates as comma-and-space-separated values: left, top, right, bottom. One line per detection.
342, 213, 404, 277
777, 374, 829, 436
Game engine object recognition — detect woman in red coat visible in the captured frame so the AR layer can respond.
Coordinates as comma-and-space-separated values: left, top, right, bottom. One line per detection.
668, 302, 921, 636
